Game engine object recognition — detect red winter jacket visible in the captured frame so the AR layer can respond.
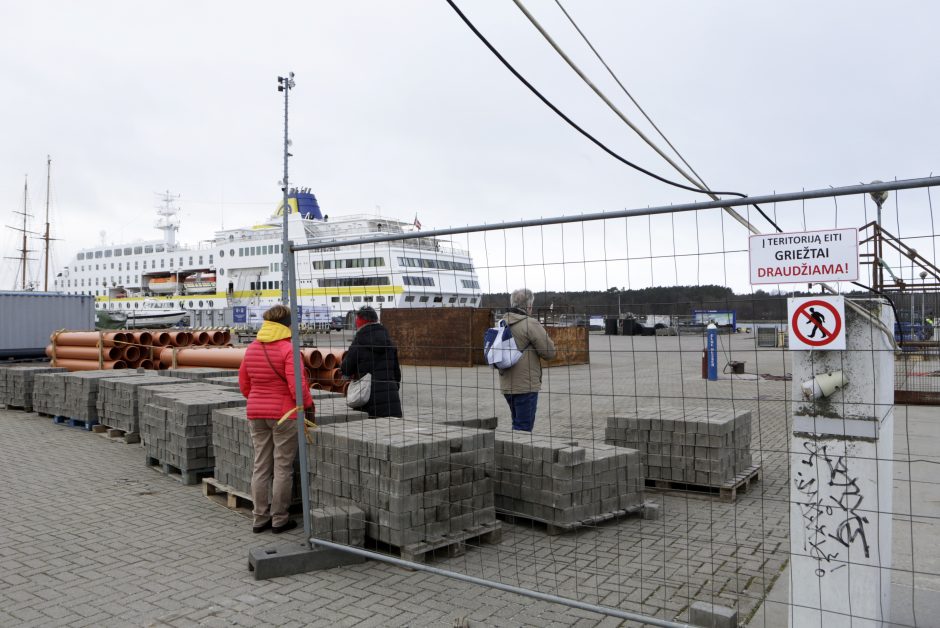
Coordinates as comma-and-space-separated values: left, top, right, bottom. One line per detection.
238, 337, 313, 420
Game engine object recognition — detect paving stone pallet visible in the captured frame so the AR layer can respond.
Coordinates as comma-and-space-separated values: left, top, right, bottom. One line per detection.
96, 372, 173, 438
140, 383, 245, 483
493, 431, 644, 532
605, 408, 753, 487
60, 371, 144, 424
0, 365, 66, 411
159, 368, 240, 381
202, 376, 241, 389
646, 464, 763, 503
311, 505, 366, 547
32, 372, 67, 416
309, 418, 499, 551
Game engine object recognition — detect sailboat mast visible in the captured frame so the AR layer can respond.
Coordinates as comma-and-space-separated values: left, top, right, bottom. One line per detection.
43, 155, 51, 291
21, 178, 29, 290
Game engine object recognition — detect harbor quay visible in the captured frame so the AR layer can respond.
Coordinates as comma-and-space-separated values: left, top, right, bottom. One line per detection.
1, 332, 937, 627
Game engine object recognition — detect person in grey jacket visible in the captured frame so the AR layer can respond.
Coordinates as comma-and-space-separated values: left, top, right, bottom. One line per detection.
500, 288, 556, 431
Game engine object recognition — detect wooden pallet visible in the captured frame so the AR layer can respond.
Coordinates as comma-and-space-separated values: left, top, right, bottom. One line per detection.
2, 403, 32, 413
202, 478, 254, 514
498, 501, 651, 536
145, 456, 212, 486
645, 464, 762, 503
52, 415, 98, 431
92, 424, 141, 444
397, 521, 503, 563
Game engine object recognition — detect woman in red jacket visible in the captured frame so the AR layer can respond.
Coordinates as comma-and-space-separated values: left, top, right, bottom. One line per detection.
238, 304, 313, 533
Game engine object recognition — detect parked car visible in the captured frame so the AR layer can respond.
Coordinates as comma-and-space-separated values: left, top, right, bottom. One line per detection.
330, 316, 346, 331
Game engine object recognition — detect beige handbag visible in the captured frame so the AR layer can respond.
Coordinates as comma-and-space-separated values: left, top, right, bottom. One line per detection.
346, 372, 372, 408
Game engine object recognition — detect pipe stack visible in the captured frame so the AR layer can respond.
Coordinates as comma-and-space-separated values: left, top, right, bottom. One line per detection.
44, 329, 347, 393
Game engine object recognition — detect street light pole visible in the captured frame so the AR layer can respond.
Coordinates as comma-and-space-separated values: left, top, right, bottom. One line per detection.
277, 72, 295, 305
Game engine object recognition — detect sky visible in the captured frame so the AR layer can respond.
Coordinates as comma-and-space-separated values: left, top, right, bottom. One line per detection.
2, 1, 939, 295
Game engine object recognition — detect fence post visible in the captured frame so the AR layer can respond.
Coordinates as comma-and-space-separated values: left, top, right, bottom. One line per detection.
788, 299, 895, 627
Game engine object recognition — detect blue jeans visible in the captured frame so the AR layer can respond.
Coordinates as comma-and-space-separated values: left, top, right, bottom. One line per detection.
504, 393, 538, 431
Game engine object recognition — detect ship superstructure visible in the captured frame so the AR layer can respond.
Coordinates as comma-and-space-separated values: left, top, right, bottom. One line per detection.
54, 190, 483, 325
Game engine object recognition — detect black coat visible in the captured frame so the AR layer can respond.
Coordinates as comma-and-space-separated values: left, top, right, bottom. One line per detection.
341, 322, 403, 418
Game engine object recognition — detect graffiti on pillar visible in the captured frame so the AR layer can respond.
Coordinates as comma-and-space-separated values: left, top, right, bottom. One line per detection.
795, 441, 870, 577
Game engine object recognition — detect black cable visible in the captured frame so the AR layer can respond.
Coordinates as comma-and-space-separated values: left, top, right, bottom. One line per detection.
444, 0, 784, 233
851, 281, 901, 331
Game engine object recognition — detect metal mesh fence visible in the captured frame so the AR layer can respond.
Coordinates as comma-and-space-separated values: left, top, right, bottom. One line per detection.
286, 178, 940, 626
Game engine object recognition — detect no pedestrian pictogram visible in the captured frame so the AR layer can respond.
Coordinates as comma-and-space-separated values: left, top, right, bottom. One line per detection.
787, 296, 846, 351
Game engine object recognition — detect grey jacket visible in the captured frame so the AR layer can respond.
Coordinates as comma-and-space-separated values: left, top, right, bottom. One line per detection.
498, 309, 556, 394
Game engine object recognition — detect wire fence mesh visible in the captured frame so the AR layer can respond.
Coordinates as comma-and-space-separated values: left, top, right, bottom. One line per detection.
287, 178, 940, 626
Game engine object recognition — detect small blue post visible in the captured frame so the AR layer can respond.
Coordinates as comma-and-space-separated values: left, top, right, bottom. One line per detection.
706, 323, 718, 381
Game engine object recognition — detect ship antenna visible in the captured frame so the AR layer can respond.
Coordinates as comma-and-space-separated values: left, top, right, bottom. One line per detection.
155, 190, 181, 249
277, 71, 295, 303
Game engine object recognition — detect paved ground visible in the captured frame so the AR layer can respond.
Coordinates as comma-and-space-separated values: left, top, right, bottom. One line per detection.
1, 332, 936, 627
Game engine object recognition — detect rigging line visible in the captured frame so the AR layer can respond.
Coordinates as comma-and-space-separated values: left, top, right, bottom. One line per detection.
510, 0, 782, 235
443, 1, 760, 214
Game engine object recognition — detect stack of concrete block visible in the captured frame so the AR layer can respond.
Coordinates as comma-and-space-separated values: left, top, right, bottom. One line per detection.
211, 406, 256, 494
605, 408, 752, 485
160, 368, 239, 381
311, 393, 370, 426
96, 373, 180, 435
311, 505, 366, 546
309, 419, 497, 548
0, 365, 66, 410
140, 384, 244, 474
203, 376, 241, 390
494, 431, 644, 527
61, 371, 143, 424
32, 372, 69, 416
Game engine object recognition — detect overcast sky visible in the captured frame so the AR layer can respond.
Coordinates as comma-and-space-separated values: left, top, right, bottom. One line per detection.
3, 1, 938, 294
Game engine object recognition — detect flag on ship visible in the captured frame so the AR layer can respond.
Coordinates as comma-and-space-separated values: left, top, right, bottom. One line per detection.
413, 215, 421, 230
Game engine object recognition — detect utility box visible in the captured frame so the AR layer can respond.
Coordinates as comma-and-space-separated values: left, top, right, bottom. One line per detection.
0, 292, 95, 359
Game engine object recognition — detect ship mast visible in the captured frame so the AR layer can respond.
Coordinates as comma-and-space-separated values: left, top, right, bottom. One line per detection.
43, 155, 53, 291
4, 177, 37, 290
277, 71, 295, 304
155, 190, 181, 249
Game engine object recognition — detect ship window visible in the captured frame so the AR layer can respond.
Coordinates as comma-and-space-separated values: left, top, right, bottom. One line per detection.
199, 256, 203, 265
134, 246, 143, 254
209, 255, 213, 264
364, 296, 374, 302
134, 303, 139, 308
331, 297, 339, 303
77, 253, 85, 260
318, 276, 390, 287
461, 279, 480, 289
218, 268, 224, 276
449, 297, 457, 303
142, 261, 147, 270
95, 264, 99, 271
144, 246, 154, 254
123, 248, 132, 255
104, 250, 112, 258
249, 282, 255, 290
114, 249, 122, 257
188, 257, 193, 265
419, 296, 429, 303
134, 262, 138, 270
376, 296, 385, 302
230, 249, 235, 257
353, 296, 362, 302
275, 244, 281, 254
404, 296, 415, 303
169, 258, 173, 267
198, 301, 203, 307
403, 276, 434, 286
189, 301, 194, 308
433, 296, 443, 303
342, 297, 350, 302
469, 298, 477, 304
218, 250, 224, 258
459, 297, 467, 304
238, 248, 243, 256
94, 251, 102, 258
346, 258, 364, 268
161, 259, 165, 268
208, 300, 213, 307
250, 247, 255, 256
262, 282, 268, 289
110, 263, 114, 269
155, 245, 164, 252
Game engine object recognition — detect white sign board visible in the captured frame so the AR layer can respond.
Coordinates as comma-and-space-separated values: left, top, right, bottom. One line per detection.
787, 296, 846, 351
749, 228, 858, 285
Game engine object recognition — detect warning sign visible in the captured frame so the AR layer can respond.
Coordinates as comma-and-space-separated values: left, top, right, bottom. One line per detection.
788, 296, 846, 351
749, 228, 858, 285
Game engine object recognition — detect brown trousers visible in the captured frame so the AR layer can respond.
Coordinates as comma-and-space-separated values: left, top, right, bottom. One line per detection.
249, 419, 298, 527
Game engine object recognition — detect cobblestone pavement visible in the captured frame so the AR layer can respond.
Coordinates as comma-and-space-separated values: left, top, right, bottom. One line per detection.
0, 333, 795, 626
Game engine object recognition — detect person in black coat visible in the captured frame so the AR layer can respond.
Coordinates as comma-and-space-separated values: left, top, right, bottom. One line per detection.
340, 306, 403, 418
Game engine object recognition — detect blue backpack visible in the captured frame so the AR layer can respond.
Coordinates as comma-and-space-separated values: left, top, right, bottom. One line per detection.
483, 319, 523, 370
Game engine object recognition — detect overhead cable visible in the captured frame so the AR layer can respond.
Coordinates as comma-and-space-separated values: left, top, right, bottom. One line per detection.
442, 0, 758, 206
511, 0, 780, 234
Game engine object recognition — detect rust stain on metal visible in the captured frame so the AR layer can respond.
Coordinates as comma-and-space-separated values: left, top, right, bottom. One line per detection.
382, 308, 493, 367
542, 326, 590, 367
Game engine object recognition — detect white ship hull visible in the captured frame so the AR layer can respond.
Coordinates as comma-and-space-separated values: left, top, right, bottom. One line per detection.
124, 310, 188, 329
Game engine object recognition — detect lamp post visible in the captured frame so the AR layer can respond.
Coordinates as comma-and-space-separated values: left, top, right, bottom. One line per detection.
921, 271, 928, 337
277, 72, 295, 305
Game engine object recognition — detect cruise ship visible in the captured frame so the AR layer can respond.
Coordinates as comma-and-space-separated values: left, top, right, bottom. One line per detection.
54, 190, 483, 326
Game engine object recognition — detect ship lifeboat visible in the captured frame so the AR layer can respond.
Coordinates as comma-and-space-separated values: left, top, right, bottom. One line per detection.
184, 272, 217, 294
148, 276, 179, 294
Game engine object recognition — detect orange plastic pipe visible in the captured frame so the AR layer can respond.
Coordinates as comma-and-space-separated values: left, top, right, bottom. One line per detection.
131, 331, 153, 346
322, 349, 345, 369
137, 359, 155, 370
55, 359, 127, 372
151, 331, 171, 347
122, 346, 141, 362
51, 331, 129, 347
193, 331, 210, 346
209, 331, 224, 345
221, 330, 232, 344
159, 346, 247, 369
307, 349, 324, 369
45, 345, 123, 361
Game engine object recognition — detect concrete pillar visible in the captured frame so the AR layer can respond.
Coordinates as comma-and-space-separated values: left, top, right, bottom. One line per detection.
788, 298, 894, 627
